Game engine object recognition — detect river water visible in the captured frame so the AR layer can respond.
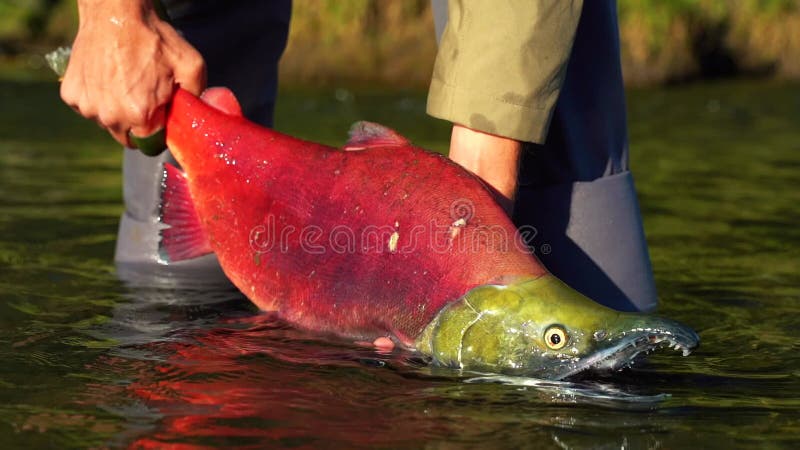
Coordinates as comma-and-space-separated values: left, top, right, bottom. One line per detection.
0, 79, 798, 449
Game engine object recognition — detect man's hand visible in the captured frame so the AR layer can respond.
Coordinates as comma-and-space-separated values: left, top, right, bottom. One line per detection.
448, 124, 522, 215
61, 0, 206, 147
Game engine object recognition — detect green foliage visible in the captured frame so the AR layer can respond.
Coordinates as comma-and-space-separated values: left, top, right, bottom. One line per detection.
0, 0, 40, 40
744, 0, 798, 16
0, 0, 76, 50
618, 0, 702, 53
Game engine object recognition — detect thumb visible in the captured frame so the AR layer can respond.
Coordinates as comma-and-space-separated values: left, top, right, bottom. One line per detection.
173, 47, 207, 96
155, 20, 207, 96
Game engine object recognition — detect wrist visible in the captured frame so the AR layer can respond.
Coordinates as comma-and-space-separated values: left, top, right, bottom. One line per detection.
448, 124, 521, 214
77, 0, 155, 26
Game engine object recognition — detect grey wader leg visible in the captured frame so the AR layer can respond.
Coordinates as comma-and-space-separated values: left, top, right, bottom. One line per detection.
115, 0, 291, 286
115, 150, 231, 286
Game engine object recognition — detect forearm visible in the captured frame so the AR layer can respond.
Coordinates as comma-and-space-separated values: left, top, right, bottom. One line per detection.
448, 125, 521, 215
430, 2, 582, 214
76, 0, 154, 24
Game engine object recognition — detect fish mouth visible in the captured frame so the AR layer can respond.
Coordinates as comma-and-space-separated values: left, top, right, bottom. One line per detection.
555, 325, 700, 380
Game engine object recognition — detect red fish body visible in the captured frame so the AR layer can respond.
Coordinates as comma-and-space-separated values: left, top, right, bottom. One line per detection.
162, 88, 545, 347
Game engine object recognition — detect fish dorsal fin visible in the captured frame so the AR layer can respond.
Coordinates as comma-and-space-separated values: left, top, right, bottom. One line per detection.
200, 87, 243, 116
343, 121, 409, 151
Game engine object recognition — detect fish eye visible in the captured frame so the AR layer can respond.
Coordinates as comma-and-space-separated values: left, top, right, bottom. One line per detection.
544, 325, 568, 350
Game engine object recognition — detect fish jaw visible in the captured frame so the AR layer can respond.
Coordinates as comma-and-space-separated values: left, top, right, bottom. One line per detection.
552, 316, 699, 379
416, 274, 699, 380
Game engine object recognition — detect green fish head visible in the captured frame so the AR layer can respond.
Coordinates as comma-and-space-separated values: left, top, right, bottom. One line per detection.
417, 274, 699, 379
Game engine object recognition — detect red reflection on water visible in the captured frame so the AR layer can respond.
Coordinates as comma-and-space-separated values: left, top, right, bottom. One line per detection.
86, 315, 441, 449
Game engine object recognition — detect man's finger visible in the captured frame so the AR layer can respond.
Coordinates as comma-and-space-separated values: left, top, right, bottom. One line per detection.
105, 122, 133, 148
130, 103, 166, 138
158, 23, 207, 96
164, 26, 207, 96
174, 53, 207, 96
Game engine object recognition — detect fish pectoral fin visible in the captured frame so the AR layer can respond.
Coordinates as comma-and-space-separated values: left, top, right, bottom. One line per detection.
158, 163, 213, 262
200, 87, 243, 117
342, 121, 410, 151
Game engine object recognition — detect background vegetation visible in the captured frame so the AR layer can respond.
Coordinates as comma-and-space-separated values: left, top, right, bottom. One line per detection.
1, 0, 799, 86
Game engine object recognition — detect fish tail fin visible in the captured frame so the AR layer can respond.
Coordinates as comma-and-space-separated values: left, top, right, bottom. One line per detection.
200, 87, 243, 117
158, 163, 213, 262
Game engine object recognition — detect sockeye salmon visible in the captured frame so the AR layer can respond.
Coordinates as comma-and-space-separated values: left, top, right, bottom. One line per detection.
159, 87, 698, 379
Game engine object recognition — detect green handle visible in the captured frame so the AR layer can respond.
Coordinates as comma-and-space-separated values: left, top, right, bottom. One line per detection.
129, 128, 167, 156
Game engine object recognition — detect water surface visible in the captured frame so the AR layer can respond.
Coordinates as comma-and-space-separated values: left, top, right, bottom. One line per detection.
0, 79, 798, 448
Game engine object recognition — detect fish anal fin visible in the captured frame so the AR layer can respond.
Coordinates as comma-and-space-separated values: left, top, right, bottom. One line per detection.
201, 87, 243, 117
159, 163, 213, 262
343, 121, 410, 151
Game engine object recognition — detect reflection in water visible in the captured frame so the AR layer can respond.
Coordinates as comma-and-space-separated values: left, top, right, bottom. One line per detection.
79, 281, 685, 449
464, 376, 669, 407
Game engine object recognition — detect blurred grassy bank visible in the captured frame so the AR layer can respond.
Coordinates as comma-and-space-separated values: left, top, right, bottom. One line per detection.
1, 0, 799, 87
